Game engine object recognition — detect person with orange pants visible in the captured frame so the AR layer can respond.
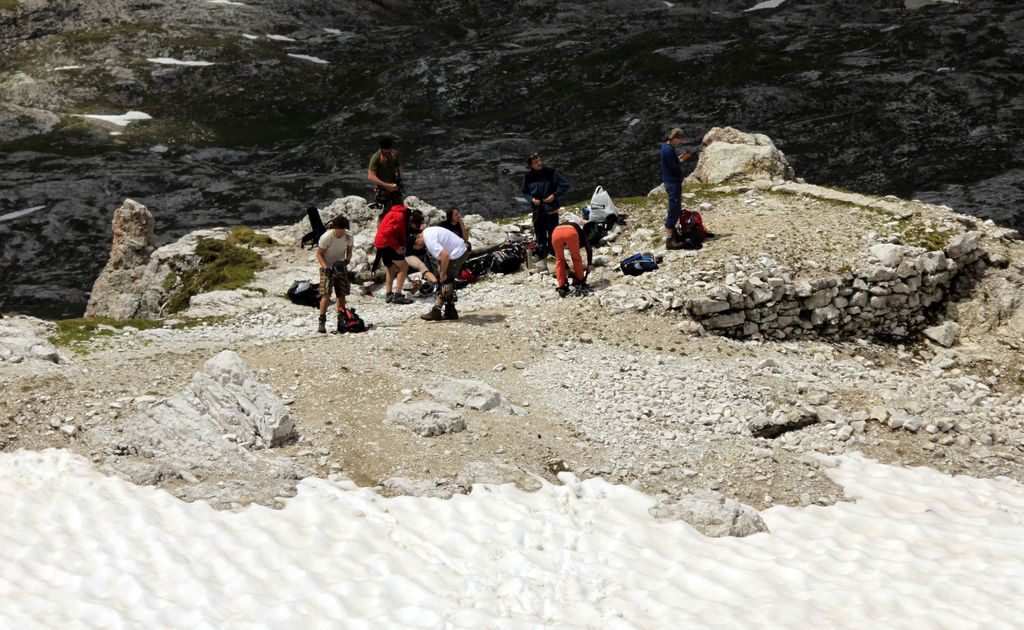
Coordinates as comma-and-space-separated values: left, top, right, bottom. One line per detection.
551, 219, 593, 297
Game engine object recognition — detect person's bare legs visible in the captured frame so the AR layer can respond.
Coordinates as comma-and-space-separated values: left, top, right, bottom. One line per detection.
394, 261, 410, 295
384, 265, 395, 296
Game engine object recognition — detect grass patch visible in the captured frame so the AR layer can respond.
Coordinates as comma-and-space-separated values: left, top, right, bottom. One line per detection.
163, 237, 266, 313
492, 213, 529, 225
49, 317, 164, 352
611, 196, 652, 206
61, 21, 166, 45
162, 272, 178, 292
896, 218, 953, 251
226, 226, 275, 247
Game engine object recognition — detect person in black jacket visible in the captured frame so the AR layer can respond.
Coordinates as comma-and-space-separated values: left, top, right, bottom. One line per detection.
521, 153, 570, 264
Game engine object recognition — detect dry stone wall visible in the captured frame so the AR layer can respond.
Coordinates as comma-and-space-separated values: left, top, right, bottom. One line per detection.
683, 232, 986, 340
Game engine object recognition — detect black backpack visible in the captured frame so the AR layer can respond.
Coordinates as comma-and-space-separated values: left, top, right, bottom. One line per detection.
287, 280, 321, 307
300, 207, 326, 250
465, 254, 493, 277
490, 248, 523, 274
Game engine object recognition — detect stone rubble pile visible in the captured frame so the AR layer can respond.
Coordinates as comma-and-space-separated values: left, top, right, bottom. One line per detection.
681, 232, 985, 340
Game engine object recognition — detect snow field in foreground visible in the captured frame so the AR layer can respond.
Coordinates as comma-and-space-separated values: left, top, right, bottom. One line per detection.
1, 450, 1022, 629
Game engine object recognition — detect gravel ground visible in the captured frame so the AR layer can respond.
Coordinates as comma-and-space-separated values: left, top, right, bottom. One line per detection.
2, 188, 1022, 510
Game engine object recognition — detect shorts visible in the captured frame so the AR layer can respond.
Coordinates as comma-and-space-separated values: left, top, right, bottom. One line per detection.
319, 263, 350, 298
443, 251, 468, 281
376, 246, 404, 268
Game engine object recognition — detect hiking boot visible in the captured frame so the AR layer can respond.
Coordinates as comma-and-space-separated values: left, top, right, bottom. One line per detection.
336, 312, 348, 334
443, 304, 459, 320
317, 314, 327, 334
421, 307, 443, 321
384, 292, 394, 303
665, 236, 684, 250
556, 286, 570, 298
391, 292, 413, 305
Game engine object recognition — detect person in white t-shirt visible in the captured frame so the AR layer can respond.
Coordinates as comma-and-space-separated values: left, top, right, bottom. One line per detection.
315, 215, 354, 333
415, 225, 468, 321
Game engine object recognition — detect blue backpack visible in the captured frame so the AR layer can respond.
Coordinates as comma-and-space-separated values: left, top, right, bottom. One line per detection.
619, 253, 659, 276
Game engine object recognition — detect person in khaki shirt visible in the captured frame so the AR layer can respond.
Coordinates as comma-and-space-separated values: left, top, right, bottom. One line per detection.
316, 215, 353, 334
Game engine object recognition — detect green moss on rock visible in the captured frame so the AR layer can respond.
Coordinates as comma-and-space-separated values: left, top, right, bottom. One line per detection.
163, 237, 266, 313
226, 226, 275, 247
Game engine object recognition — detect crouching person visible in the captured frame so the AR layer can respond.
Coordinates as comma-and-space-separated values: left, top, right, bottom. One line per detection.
316, 215, 353, 333
417, 226, 468, 321
373, 204, 413, 304
551, 217, 593, 297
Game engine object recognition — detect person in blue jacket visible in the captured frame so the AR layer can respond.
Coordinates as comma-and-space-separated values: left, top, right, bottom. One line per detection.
660, 128, 697, 249
521, 152, 570, 264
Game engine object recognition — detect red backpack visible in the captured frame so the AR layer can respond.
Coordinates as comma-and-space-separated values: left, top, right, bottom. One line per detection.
673, 210, 708, 250
339, 308, 368, 333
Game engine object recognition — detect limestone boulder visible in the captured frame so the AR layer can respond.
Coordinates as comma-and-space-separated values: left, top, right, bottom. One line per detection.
0, 317, 68, 365
687, 127, 795, 185
455, 460, 543, 492
387, 401, 466, 437
651, 490, 769, 538
381, 477, 455, 499
88, 349, 296, 469
923, 321, 961, 348
424, 377, 508, 411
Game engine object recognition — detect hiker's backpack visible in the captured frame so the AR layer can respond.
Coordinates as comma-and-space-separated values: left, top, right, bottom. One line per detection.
340, 308, 368, 333
490, 248, 523, 274
465, 254, 492, 278
619, 253, 659, 276
673, 210, 706, 250
287, 280, 321, 307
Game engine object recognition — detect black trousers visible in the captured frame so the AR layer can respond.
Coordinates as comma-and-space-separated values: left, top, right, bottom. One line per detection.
533, 211, 559, 258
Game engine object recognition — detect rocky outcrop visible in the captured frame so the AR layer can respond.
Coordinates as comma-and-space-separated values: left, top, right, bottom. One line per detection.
651, 490, 769, 538
0, 103, 60, 143
0, 317, 67, 365
85, 199, 158, 319
687, 127, 795, 185
84, 350, 302, 506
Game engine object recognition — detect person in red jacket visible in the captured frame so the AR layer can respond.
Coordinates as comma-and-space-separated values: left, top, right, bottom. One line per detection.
373, 204, 413, 304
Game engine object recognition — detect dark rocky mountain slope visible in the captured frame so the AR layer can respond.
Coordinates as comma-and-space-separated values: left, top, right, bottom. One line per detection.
1, 0, 1021, 315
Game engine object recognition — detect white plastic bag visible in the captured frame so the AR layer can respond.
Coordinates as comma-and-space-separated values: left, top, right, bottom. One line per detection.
589, 186, 618, 222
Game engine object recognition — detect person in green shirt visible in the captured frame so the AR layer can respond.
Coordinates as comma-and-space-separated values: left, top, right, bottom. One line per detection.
368, 136, 404, 213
